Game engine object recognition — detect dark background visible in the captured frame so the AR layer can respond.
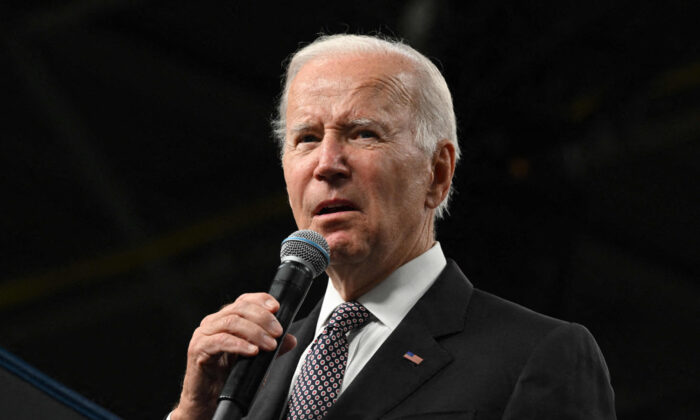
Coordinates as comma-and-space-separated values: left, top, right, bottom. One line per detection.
2, 1, 698, 418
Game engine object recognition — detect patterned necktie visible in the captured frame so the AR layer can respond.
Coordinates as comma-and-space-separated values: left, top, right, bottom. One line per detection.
287, 301, 371, 419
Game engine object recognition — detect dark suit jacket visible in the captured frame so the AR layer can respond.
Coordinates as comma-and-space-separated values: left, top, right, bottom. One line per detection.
245, 260, 616, 419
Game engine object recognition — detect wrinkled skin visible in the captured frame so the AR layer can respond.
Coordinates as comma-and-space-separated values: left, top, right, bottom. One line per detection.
282, 53, 455, 300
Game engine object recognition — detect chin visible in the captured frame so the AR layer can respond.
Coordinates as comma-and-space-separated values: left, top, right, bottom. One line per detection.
325, 234, 367, 264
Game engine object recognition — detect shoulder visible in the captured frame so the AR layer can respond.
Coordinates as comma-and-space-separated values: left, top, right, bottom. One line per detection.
467, 288, 567, 342
395, 261, 615, 417
459, 286, 606, 366
439, 286, 578, 378
440, 260, 606, 371
499, 312, 616, 418
444, 269, 614, 417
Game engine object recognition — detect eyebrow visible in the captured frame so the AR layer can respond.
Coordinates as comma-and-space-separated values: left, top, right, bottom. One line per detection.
347, 118, 375, 128
288, 118, 392, 135
345, 118, 392, 134
288, 122, 315, 135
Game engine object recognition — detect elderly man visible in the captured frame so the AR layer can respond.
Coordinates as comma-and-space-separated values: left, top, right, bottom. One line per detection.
171, 34, 616, 420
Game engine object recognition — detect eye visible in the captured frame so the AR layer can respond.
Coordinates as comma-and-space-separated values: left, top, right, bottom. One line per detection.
298, 134, 320, 144
356, 130, 378, 139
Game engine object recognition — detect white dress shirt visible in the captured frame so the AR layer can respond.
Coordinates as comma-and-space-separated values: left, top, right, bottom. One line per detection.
287, 242, 447, 397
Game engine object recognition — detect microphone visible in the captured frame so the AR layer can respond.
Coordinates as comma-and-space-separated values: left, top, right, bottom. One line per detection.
212, 230, 330, 420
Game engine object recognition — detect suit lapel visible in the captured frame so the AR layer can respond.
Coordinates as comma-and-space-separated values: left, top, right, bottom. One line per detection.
326, 260, 474, 419
244, 302, 321, 420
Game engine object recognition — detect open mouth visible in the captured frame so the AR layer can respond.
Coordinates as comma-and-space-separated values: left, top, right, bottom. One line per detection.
315, 200, 358, 216
318, 205, 356, 215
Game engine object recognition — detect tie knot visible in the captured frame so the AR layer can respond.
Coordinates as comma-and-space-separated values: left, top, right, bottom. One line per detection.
325, 301, 371, 334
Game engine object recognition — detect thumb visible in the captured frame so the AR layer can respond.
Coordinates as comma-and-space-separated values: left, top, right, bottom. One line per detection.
278, 334, 297, 357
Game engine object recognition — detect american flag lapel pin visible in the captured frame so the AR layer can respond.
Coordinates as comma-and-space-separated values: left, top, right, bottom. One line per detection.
403, 351, 424, 365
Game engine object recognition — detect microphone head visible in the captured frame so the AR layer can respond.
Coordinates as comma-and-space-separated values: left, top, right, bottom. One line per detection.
280, 230, 330, 277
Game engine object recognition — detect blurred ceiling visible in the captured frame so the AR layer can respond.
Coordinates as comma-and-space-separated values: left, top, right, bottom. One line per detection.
1, 1, 698, 418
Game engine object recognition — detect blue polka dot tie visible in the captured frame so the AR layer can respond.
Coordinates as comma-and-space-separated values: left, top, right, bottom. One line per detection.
286, 301, 371, 419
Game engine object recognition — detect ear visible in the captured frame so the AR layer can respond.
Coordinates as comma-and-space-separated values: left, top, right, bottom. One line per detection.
425, 140, 456, 210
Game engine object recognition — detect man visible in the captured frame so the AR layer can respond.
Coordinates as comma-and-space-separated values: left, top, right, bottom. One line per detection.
171, 34, 615, 419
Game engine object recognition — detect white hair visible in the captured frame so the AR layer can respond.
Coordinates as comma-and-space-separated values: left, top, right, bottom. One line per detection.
273, 34, 460, 219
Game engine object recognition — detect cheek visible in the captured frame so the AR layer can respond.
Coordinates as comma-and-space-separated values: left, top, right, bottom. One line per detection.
385, 153, 427, 190
364, 168, 414, 227
382, 159, 430, 213
283, 164, 317, 227
288, 187, 305, 216
283, 167, 302, 208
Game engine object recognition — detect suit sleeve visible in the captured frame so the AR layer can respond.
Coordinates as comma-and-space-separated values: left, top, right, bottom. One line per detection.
502, 323, 616, 420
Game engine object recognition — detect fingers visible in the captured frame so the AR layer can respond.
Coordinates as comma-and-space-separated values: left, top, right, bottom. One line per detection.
196, 293, 283, 354
176, 293, 287, 420
207, 297, 282, 336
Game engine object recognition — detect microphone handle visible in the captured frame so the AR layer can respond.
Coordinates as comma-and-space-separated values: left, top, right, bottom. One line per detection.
213, 260, 315, 420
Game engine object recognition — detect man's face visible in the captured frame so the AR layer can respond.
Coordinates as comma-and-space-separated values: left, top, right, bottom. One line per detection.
282, 53, 435, 269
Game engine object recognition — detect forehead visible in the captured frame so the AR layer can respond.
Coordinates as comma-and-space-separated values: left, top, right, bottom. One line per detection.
286, 53, 417, 124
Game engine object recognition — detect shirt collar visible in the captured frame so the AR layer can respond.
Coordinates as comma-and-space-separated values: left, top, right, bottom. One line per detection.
315, 242, 447, 335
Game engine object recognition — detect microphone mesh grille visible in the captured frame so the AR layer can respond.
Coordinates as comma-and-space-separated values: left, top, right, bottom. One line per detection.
280, 230, 330, 277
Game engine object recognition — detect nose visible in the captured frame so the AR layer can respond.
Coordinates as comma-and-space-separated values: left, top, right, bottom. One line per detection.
313, 135, 350, 182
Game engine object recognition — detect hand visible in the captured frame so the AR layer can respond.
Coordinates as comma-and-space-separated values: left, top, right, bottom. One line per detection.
171, 293, 297, 420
